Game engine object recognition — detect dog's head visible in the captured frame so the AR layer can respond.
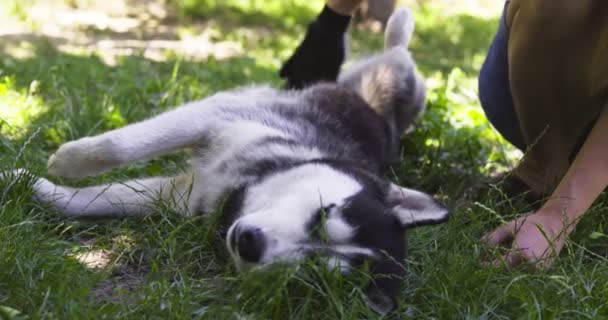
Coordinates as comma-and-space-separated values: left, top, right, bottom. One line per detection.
223, 6, 444, 314
224, 163, 449, 314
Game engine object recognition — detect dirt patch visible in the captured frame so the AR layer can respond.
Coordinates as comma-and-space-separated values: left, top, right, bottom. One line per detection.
90, 264, 149, 304
1, 0, 244, 65
70, 235, 150, 304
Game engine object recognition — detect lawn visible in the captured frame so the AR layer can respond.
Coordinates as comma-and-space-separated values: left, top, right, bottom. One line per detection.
1, 0, 608, 319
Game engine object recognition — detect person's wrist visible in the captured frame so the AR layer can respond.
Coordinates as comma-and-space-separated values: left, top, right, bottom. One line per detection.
315, 4, 353, 36
326, 0, 362, 16
536, 202, 578, 235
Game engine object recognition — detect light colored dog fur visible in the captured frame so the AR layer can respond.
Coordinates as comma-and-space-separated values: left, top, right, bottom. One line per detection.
12, 8, 449, 314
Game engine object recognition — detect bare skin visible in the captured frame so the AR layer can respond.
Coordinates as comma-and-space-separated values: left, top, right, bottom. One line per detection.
327, 0, 364, 15
483, 107, 608, 269
481, 0, 608, 270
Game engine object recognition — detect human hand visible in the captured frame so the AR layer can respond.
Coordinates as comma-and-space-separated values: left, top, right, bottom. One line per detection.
482, 208, 574, 270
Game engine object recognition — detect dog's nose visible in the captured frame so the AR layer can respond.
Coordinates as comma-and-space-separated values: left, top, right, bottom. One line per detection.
236, 227, 266, 263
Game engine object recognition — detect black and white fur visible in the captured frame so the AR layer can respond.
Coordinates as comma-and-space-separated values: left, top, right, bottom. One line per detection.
17, 8, 449, 314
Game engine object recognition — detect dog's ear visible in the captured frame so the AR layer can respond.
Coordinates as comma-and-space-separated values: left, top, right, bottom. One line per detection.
385, 183, 450, 228
385, 7, 415, 49
364, 260, 402, 316
365, 281, 397, 316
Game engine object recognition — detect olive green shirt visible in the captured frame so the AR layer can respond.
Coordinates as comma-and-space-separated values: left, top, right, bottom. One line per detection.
505, 0, 608, 194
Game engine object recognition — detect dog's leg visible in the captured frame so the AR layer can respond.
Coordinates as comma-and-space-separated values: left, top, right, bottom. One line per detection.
32, 172, 199, 218
48, 97, 229, 179
338, 7, 425, 161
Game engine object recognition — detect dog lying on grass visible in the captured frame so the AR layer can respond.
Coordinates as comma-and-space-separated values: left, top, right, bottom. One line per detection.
14, 7, 449, 314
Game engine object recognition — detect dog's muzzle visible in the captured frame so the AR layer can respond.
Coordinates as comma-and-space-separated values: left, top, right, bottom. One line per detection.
229, 224, 267, 263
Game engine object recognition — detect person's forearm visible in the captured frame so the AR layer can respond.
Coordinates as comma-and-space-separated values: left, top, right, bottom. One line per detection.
541, 107, 608, 228
327, 0, 363, 15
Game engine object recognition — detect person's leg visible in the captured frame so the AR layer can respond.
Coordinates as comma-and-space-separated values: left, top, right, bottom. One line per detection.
478, 1, 526, 152
477, 1, 540, 203
279, 0, 363, 89
506, 0, 608, 194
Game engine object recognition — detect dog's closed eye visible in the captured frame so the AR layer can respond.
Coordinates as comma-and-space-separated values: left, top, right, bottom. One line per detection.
306, 204, 337, 240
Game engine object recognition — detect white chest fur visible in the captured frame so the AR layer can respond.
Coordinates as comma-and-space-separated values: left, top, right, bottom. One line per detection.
192, 118, 324, 213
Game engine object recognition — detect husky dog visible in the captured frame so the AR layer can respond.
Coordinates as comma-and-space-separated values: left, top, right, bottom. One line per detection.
18, 8, 449, 314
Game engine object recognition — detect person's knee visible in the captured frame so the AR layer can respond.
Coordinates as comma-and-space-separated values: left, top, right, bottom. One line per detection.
512, 0, 594, 25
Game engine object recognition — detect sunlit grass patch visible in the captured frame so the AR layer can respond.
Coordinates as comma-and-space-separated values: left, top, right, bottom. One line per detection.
0, 76, 47, 139
3, 0, 35, 24
170, 0, 322, 30
405, 0, 501, 18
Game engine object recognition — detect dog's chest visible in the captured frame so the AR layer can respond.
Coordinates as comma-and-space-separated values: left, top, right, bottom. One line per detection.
191, 116, 322, 211
188, 85, 392, 211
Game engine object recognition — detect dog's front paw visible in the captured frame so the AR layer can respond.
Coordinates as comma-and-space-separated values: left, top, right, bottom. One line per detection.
48, 137, 120, 179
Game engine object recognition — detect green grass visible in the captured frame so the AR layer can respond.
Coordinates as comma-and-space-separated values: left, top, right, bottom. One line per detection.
1, 0, 608, 319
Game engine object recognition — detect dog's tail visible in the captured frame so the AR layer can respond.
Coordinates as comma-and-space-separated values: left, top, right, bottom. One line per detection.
384, 7, 415, 49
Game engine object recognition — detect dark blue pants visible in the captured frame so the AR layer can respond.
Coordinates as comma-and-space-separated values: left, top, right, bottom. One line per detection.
479, 2, 600, 160
478, 2, 527, 151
